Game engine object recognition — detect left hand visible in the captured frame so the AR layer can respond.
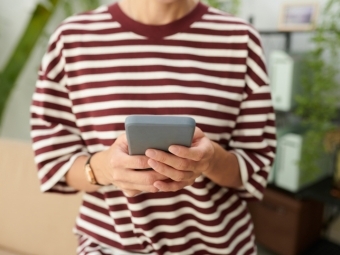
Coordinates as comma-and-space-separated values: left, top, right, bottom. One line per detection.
145, 127, 215, 192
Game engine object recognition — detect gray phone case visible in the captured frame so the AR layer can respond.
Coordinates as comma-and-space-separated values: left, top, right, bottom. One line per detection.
125, 115, 196, 155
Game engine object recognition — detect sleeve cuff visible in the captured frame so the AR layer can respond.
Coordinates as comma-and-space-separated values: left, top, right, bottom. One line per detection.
230, 150, 265, 201
40, 151, 89, 193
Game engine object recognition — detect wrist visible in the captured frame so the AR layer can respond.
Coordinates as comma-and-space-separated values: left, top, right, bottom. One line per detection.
206, 143, 242, 188
203, 141, 218, 176
85, 151, 110, 186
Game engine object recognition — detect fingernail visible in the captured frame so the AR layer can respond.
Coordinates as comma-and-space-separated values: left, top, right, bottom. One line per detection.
153, 181, 162, 189
146, 149, 155, 157
148, 159, 156, 168
168, 146, 176, 154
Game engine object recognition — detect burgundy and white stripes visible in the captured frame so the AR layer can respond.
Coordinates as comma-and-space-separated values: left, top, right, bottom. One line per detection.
31, 2, 276, 254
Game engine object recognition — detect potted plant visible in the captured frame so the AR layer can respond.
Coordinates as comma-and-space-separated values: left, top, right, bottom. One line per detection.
294, 0, 340, 184
203, 0, 241, 15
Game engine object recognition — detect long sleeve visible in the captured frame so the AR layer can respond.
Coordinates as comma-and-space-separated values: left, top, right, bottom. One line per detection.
229, 28, 276, 201
30, 28, 88, 193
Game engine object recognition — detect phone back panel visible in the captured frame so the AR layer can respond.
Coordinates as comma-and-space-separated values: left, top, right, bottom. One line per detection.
125, 115, 196, 155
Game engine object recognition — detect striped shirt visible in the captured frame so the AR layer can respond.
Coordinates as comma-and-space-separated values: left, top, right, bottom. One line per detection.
30, 2, 276, 255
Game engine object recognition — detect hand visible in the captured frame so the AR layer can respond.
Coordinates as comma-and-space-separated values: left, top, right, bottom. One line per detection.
145, 127, 215, 192
91, 133, 169, 197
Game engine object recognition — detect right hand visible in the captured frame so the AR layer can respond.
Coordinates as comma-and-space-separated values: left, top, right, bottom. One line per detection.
91, 133, 170, 197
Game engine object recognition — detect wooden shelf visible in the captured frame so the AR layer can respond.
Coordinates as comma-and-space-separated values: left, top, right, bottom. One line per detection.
258, 30, 313, 53
302, 238, 340, 255
296, 177, 340, 209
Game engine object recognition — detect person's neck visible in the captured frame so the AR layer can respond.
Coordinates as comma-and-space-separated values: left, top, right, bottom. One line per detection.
118, 0, 198, 25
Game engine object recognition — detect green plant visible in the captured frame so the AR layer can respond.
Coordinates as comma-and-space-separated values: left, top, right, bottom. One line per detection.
61, 0, 101, 16
0, 0, 102, 127
203, 0, 241, 15
0, 0, 59, 125
295, 0, 340, 178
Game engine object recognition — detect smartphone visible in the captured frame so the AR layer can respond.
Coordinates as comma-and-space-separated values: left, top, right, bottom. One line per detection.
125, 115, 196, 155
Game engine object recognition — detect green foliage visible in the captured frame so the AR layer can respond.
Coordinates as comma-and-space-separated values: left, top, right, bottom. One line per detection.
295, 0, 340, 176
81, 0, 101, 11
203, 0, 241, 15
0, 0, 60, 125
61, 0, 101, 16
0, 0, 102, 127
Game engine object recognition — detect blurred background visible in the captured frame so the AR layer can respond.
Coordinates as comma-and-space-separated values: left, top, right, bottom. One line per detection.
0, 0, 340, 255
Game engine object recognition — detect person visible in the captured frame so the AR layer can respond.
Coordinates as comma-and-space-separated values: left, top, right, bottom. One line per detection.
30, 0, 276, 254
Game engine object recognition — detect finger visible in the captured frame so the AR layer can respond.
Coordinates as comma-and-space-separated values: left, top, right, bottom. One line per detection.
168, 127, 209, 162
115, 133, 129, 152
148, 159, 195, 181
120, 154, 151, 170
121, 189, 142, 197
115, 133, 149, 167
192, 127, 204, 141
169, 132, 213, 162
115, 181, 159, 193
153, 180, 188, 192
145, 149, 196, 171
168, 144, 204, 162
116, 132, 128, 143
113, 168, 168, 185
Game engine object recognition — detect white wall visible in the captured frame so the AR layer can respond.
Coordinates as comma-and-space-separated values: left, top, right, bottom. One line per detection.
239, 0, 327, 31
0, 0, 41, 70
239, 0, 328, 59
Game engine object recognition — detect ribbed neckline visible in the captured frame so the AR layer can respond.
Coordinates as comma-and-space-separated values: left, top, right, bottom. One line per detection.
108, 2, 208, 39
